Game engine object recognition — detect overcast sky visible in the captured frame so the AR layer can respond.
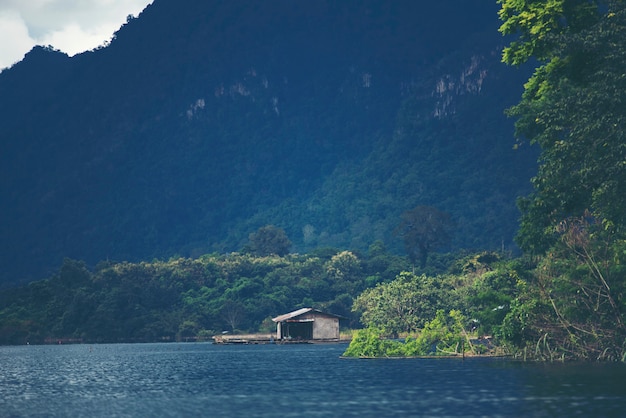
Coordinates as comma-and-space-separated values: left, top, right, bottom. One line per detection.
0, 0, 153, 71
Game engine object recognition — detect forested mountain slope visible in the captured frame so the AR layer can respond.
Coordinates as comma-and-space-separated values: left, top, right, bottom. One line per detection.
0, 0, 536, 285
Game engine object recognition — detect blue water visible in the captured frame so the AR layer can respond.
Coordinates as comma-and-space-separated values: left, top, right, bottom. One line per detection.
1, 343, 625, 417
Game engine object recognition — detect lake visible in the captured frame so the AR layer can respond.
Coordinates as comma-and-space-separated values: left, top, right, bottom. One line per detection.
1, 342, 625, 417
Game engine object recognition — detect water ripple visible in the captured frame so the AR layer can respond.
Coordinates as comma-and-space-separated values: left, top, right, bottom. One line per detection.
1, 343, 625, 417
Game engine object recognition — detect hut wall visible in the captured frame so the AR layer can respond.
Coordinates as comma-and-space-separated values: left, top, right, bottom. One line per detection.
312, 316, 339, 340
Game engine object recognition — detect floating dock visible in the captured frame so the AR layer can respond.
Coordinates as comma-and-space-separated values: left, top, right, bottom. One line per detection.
211, 333, 342, 344
212, 333, 273, 344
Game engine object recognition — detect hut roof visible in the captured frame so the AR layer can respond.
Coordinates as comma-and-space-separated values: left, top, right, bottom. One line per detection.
271, 308, 342, 323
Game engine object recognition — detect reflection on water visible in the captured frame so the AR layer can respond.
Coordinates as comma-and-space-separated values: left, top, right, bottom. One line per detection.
1, 343, 625, 417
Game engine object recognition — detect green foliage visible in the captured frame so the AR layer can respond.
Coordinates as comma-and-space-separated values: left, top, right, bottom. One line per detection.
498, 0, 626, 360
247, 225, 292, 257
0, 247, 411, 344
498, 222, 626, 360
495, 276, 543, 347
351, 251, 524, 341
498, 0, 600, 65
501, 1, 626, 252
408, 310, 468, 356
342, 327, 404, 358
9, 240, 624, 361
343, 310, 472, 358
353, 271, 455, 336
452, 253, 521, 336
325, 251, 362, 295
394, 206, 454, 268
344, 251, 549, 358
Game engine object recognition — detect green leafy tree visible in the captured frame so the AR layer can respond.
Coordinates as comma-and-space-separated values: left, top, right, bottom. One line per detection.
394, 206, 454, 268
499, 0, 626, 359
500, 0, 626, 252
353, 271, 450, 336
343, 327, 404, 357
404, 310, 470, 356
445, 257, 514, 337
325, 250, 362, 294
247, 225, 292, 257
343, 310, 475, 358
498, 0, 601, 66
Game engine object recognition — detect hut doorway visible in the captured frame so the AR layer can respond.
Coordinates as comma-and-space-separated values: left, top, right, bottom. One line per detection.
284, 321, 313, 340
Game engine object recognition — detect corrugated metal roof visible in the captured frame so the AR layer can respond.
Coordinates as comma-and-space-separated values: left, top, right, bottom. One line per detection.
272, 307, 345, 322
272, 307, 314, 322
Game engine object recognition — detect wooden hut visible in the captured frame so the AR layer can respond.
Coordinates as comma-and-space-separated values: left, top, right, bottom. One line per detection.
272, 308, 341, 341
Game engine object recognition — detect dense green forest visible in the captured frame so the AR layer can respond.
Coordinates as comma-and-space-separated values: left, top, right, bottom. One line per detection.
0, 221, 521, 347
0, 237, 415, 344
2, 0, 626, 363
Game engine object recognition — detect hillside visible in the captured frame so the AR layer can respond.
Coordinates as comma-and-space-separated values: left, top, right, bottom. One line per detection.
0, 0, 536, 285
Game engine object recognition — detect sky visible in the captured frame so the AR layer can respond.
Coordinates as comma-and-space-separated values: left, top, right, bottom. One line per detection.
0, 0, 153, 71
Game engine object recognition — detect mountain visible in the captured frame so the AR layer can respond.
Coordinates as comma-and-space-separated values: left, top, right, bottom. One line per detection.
0, 0, 536, 286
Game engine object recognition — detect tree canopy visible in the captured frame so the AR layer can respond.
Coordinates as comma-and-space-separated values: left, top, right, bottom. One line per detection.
247, 225, 292, 257
500, 0, 626, 253
497, 0, 626, 360
352, 271, 451, 336
394, 206, 454, 268
498, 0, 601, 66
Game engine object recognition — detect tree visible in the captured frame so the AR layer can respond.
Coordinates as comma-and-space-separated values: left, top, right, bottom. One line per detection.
499, 1, 626, 359
325, 251, 362, 294
498, 0, 601, 66
247, 225, 292, 257
499, 0, 626, 253
352, 271, 449, 336
394, 206, 454, 268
